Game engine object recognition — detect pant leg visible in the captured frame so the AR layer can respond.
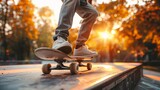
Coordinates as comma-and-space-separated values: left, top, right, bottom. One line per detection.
53, 0, 79, 41
76, 1, 99, 46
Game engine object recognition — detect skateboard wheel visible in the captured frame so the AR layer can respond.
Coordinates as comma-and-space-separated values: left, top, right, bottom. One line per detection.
70, 63, 79, 75
87, 63, 92, 70
42, 64, 51, 74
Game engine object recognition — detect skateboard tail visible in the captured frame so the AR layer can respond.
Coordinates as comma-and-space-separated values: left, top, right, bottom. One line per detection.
34, 47, 71, 60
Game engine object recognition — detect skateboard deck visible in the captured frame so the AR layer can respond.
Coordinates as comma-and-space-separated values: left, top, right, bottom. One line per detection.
34, 47, 97, 61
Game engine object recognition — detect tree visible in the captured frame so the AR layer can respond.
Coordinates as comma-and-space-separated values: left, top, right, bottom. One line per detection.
90, 0, 129, 62
118, 0, 160, 60
0, 0, 9, 60
7, 0, 38, 60
36, 6, 55, 48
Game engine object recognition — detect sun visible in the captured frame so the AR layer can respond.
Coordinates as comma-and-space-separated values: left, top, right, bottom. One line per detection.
98, 31, 116, 40
99, 32, 110, 40
101, 32, 109, 39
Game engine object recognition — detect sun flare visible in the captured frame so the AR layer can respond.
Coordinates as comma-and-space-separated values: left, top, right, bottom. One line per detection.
98, 31, 115, 40
99, 32, 109, 39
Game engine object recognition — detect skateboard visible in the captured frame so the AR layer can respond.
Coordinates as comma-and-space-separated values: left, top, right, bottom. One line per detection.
34, 47, 97, 75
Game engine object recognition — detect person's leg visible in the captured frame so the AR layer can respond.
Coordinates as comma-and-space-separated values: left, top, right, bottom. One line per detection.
73, 0, 99, 56
76, 1, 98, 47
53, 0, 79, 41
52, 0, 80, 54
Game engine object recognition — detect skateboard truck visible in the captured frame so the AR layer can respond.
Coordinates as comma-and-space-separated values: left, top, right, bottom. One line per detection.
54, 59, 68, 69
77, 60, 86, 66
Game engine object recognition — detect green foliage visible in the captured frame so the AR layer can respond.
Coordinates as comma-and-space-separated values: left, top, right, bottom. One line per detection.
36, 6, 55, 48
37, 24, 54, 47
0, 0, 39, 60
0, 1, 8, 60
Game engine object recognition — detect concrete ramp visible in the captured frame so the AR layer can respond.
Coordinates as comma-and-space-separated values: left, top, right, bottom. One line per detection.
0, 63, 142, 90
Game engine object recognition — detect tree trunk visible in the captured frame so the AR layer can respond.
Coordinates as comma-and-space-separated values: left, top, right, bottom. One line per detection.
2, 0, 8, 60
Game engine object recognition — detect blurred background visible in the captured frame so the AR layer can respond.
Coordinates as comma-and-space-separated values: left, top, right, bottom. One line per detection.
0, 0, 160, 64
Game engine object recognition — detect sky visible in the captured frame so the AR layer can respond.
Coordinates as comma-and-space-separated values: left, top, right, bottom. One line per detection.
31, 0, 117, 28
32, 0, 81, 28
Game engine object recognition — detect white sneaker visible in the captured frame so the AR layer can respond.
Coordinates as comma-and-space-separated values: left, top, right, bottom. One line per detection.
73, 45, 97, 56
52, 36, 72, 54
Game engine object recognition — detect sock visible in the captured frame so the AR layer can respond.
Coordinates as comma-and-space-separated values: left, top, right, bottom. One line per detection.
75, 45, 82, 49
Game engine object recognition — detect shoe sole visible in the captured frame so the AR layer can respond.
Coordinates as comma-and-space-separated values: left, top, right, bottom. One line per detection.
57, 46, 72, 54
73, 53, 98, 57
